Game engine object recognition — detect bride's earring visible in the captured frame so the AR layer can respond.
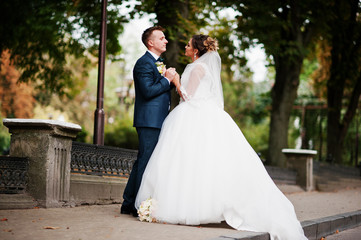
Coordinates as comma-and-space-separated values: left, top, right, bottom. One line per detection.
194, 52, 197, 60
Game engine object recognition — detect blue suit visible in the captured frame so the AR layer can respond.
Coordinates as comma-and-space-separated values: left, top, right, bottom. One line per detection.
122, 51, 171, 213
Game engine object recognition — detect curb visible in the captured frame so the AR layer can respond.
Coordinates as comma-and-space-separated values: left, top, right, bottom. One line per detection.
209, 210, 361, 240
302, 210, 361, 240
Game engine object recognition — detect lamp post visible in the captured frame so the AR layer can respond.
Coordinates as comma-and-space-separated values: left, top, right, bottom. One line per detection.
93, 0, 108, 145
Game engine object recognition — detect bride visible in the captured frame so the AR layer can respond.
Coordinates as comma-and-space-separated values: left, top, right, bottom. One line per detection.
135, 34, 307, 240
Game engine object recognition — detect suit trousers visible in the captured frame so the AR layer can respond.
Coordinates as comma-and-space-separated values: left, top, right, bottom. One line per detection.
122, 127, 161, 209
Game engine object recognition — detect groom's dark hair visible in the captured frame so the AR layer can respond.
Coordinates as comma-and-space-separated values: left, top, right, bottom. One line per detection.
142, 26, 165, 48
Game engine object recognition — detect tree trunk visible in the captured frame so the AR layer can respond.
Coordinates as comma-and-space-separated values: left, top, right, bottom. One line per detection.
326, 51, 344, 163
326, 0, 361, 164
268, 56, 303, 167
327, 71, 361, 163
155, 0, 190, 110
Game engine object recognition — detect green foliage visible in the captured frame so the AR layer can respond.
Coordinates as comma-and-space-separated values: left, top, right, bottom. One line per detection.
0, 129, 10, 154
75, 128, 89, 143
0, 115, 10, 154
208, 17, 248, 79
0, 0, 127, 98
104, 116, 138, 150
342, 113, 361, 166
230, 0, 329, 60
241, 117, 270, 158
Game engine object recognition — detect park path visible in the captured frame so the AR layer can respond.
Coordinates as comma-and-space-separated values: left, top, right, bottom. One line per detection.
1, 185, 361, 240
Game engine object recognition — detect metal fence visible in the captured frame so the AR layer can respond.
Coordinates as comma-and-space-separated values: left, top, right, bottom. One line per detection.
0, 156, 28, 194
70, 141, 137, 177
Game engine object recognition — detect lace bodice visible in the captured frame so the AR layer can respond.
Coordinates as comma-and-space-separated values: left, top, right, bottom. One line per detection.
179, 51, 224, 109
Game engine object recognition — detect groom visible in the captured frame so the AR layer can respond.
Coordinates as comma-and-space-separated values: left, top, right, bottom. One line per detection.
121, 26, 176, 216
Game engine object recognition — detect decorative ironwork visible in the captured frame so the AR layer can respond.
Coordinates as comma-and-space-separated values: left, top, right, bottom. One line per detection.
71, 141, 137, 177
0, 156, 28, 194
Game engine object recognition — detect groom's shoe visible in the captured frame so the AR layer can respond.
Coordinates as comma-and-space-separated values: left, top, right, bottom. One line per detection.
131, 209, 138, 217
120, 205, 138, 217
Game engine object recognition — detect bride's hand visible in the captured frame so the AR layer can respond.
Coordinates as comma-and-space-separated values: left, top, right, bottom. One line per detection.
173, 73, 180, 86
165, 68, 176, 81
173, 74, 186, 100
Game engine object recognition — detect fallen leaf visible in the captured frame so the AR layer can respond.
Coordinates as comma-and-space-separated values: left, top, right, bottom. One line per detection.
66, 227, 70, 229
3, 229, 12, 232
335, 229, 339, 234
43, 226, 60, 230
32, 220, 36, 222
33, 207, 39, 209
1, 218, 8, 221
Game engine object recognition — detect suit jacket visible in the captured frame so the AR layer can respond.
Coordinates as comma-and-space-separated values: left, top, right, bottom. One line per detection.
133, 51, 171, 129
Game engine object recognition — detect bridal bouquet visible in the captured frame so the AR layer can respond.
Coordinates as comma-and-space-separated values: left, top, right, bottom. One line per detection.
138, 198, 157, 222
155, 61, 166, 75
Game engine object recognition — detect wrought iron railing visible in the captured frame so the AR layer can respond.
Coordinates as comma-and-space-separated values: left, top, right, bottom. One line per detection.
71, 142, 137, 177
0, 156, 28, 194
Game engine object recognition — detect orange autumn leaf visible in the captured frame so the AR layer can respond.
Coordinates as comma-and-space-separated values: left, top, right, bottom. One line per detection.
43, 226, 60, 230
1, 218, 8, 221
3, 229, 12, 232
335, 229, 339, 234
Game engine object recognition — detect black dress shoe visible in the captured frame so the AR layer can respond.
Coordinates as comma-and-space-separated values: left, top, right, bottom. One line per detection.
131, 209, 138, 217
120, 205, 138, 217
120, 207, 131, 215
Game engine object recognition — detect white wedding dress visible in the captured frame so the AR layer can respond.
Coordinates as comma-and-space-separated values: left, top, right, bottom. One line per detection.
135, 51, 307, 240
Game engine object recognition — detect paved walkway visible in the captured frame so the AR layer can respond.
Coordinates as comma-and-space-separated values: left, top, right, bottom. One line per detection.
1, 185, 361, 240
326, 224, 361, 240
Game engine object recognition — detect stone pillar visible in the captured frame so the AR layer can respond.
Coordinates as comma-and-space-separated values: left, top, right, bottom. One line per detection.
3, 119, 81, 207
282, 148, 317, 191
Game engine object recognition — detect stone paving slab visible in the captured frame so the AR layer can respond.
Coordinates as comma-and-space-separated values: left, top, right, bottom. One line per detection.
0, 186, 360, 240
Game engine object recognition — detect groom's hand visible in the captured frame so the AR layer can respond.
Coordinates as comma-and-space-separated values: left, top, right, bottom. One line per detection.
165, 68, 177, 82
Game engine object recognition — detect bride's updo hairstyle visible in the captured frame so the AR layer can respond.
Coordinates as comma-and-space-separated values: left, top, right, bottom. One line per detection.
192, 34, 218, 57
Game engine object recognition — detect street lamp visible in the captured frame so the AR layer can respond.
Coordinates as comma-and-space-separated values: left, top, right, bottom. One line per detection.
93, 0, 108, 145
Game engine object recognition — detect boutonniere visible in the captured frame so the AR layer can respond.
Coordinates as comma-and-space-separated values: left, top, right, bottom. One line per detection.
155, 61, 166, 75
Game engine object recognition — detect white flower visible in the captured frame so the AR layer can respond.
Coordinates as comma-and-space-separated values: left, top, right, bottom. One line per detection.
138, 198, 157, 223
155, 61, 166, 75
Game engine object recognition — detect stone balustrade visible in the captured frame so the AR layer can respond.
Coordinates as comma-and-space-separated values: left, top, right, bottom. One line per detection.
3, 119, 81, 207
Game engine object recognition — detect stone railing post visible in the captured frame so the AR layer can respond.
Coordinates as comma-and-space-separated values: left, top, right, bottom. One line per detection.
3, 119, 81, 207
282, 148, 317, 191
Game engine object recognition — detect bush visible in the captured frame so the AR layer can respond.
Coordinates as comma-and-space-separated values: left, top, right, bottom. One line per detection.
0, 118, 10, 154
75, 128, 89, 143
104, 116, 138, 149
